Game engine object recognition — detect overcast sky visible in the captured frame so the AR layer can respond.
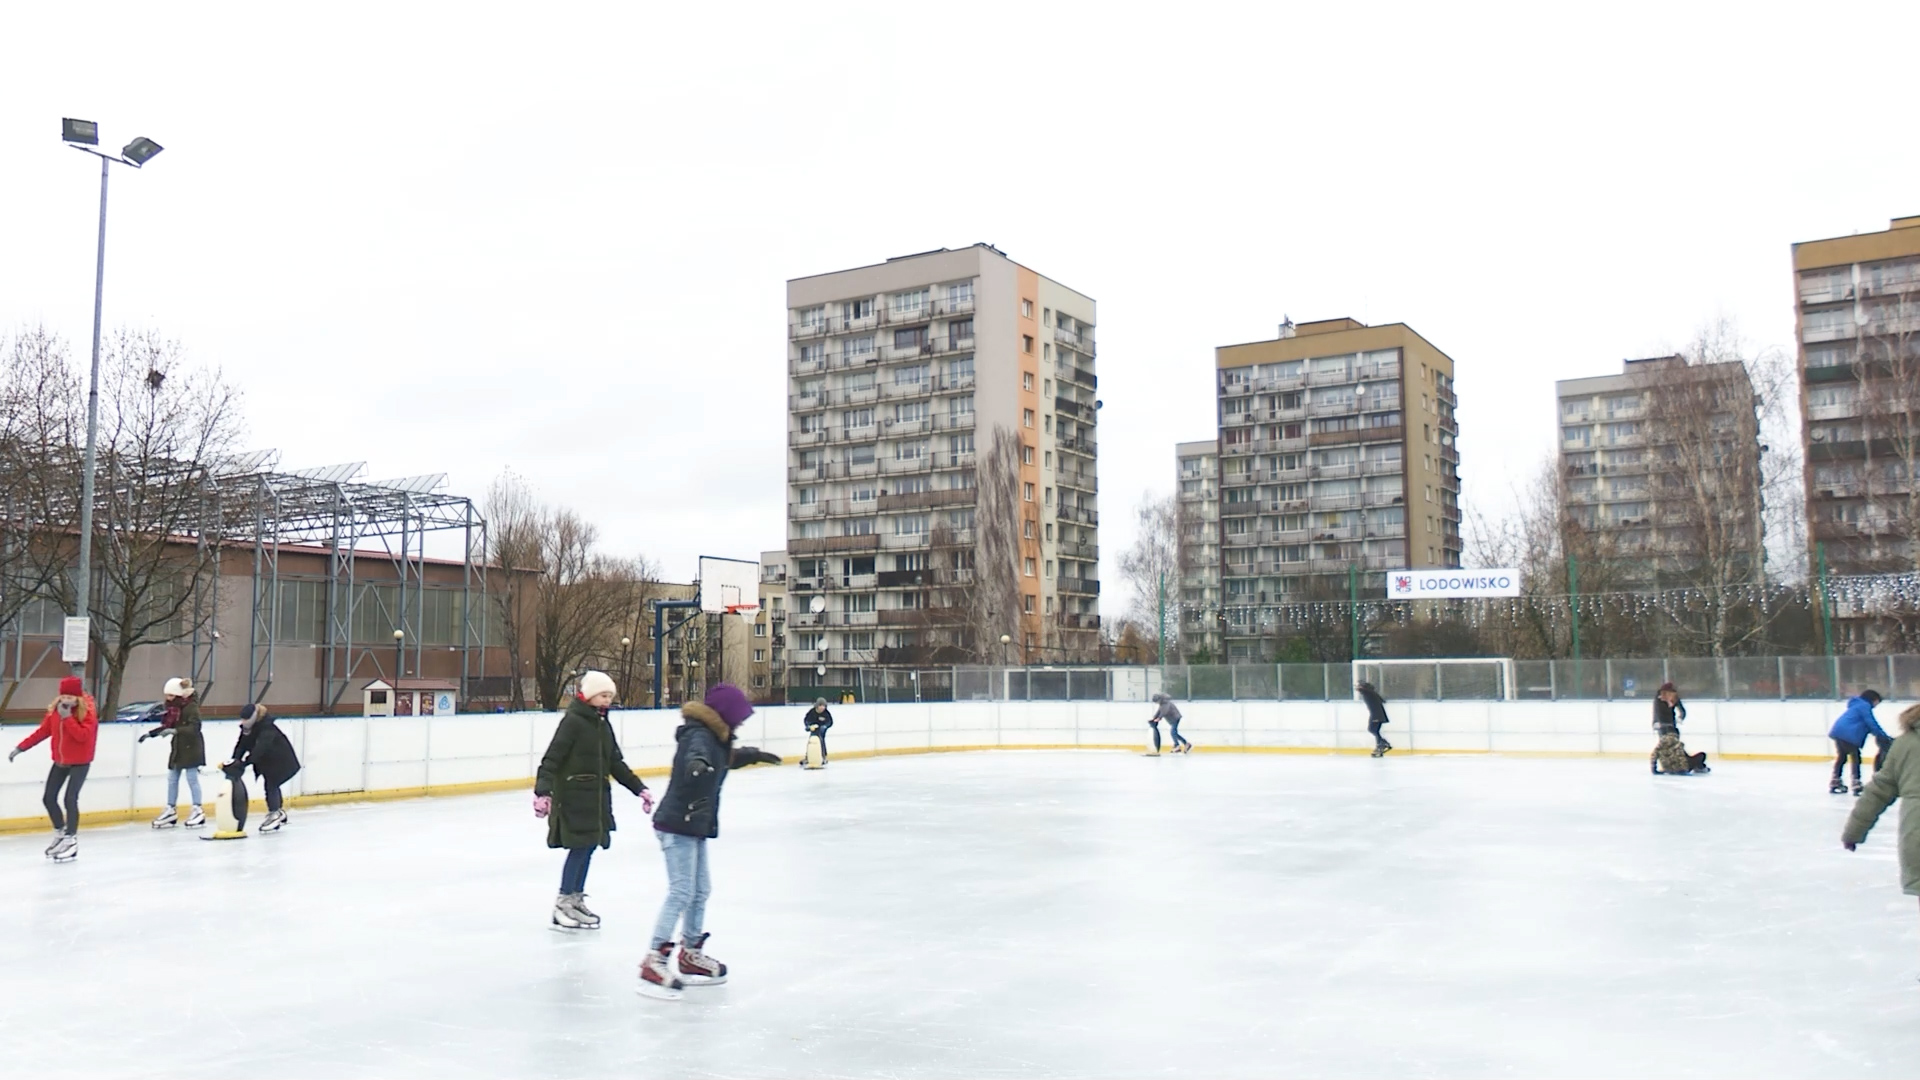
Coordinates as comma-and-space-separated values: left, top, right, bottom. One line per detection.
5, 3, 1918, 613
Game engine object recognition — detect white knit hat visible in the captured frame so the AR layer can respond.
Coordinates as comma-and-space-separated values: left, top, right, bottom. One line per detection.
164, 677, 194, 698
577, 671, 617, 701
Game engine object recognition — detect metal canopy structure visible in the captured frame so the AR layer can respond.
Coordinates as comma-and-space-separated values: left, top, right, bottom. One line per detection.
3, 448, 489, 712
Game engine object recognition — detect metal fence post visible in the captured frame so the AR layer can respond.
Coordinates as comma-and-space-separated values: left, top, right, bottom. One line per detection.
1548, 661, 1557, 701
1777, 656, 1786, 702
1604, 658, 1614, 701
1719, 656, 1729, 701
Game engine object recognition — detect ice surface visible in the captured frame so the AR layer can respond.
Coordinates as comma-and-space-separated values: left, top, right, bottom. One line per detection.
2, 751, 1917, 1079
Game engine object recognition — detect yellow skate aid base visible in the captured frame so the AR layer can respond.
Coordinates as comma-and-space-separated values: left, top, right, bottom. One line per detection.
0, 745, 1840, 835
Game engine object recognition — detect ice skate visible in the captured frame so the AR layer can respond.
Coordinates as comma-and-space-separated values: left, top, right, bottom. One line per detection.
258, 809, 287, 832
152, 807, 179, 828
550, 894, 586, 932
1852, 781, 1864, 797
183, 807, 206, 828
1831, 780, 1848, 794
48, 835, 77, 862
1370, 747, 1385, 758
43, 830, 64, 857
677, 932, 728, 986
566, 894, 601, 929
637, 942, 685, 999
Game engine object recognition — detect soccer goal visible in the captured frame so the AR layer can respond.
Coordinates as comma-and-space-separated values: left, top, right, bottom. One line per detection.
1351, 658, 1516, 701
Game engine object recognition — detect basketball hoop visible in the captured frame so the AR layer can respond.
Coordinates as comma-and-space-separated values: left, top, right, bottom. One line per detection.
725, 604, 760, 625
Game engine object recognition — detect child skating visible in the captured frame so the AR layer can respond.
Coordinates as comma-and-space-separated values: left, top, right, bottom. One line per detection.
227, 704, 301, 832
1150, 693, 1191, 754
8, 676, 99, 861
1841, 703, 1920, 974
532, 671, 650, 932
640, 683, 779, 998
802, 697, 834, 766
139, 677, 207, 827
1829, 690, 1888, 796
1358, 681, 1392, 757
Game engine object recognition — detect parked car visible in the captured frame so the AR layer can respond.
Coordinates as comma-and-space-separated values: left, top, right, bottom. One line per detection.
116, 700, 162, 722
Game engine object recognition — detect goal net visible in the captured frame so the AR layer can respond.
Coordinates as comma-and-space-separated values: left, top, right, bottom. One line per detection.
1351, 658, 1515, 701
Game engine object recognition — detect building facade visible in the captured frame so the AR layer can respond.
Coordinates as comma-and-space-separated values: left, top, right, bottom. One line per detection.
785, 245, 1100, 687
1555, 356, 1762, 589
1212, 318, 1460, 659
750, 550, 789, 703
1174, 440, 1223, 661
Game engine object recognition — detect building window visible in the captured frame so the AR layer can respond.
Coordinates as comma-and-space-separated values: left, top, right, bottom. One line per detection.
754, 623, 767, 638
1023, 483, 1035, 501
1024, 558, 1036, 576
1043, 451, 1052, 469
1023, 519, 1035, 539
1045, 560, 1054, 578
1023, 409, 1035, 428
754, 649, 766, 663
798, 306, 825, 328
1021, 299, 1033, 319
1022, 335, 1034, 354
1023, 372, 1035, 391
894, 326, 926, 350
1044, 487, 1053, 505
1022, 445, 1034, 465
1023, 594, 1036, 614
891, 288, 928, 316
844, 298, 873, 322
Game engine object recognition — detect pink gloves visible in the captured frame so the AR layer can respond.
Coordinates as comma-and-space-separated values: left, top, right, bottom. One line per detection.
532, 794, 551, 818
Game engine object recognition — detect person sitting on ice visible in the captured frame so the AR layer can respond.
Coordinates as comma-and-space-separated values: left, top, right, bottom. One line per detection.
1651, 683, 1708, 775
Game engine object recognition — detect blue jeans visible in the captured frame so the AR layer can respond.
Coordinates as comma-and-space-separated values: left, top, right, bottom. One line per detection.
560, 846, 594, 894
651, 831, 711, 948
166, 767, 203, 808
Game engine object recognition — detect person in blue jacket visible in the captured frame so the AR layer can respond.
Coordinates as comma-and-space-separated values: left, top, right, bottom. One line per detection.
1830, 690, 1889, 796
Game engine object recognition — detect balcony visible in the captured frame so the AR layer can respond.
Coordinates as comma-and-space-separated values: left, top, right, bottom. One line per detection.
1057, 433, 1096, 456
882, 416, 934, 437
787, 464, 827, 483
1057, 540, 1098, 561
1310, 424, 1402, 448
1057, 361, 1097, 389
1309, 462, 1361, 479
789, 428, 830, 448
933, 372, 976, 393
1364, 456, 1404, 475
1056, 612, 1101, 631
1054, 396, 1095, 421
880, 378, 933, 401
789, 319, 831, 340
1308, 398, 1358, 417
932, 293, 976, 317
1058, 470, 1097, 492
1245, 371, 1307, 393
787, 534, 881, 555
830, 649, 879, 664
1056, 506, 1099, 526
882, 303, 930, 326
1363, 489, 1404, 507
878, 488, 976, 512
1057, 577, 1101, 595
1802, 321, 1858, 344
1354, 360, 1401, 381
880, 454, 934, 476
1053, 325, 1094, 353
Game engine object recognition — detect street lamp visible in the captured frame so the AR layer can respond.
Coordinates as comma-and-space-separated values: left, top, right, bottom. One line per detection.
393, 629, 405, 678
620, 637, 632, 707
1000, 633, 1012, 667
61, 117, 164, 676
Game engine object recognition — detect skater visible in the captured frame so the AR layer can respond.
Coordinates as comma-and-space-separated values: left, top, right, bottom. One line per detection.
803, 697, 834, 764
1842, 704, 1920, 954
1829, 690, 1888, 796
533, 671, 650, 932
1358, 681, 1392, 757
8, 676, 99, 861
641, 682, 779, 998
1151, 693, 1191, 754
1650, 683, 1708, 775
227, 704, 301, 832
139, 677, 207, 827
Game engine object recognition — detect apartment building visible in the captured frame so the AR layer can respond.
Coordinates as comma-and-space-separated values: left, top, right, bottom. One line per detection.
785, 245, 1100, 685
1793, 217, 1920, 582
1174, 440, 1223, 661
748, 550, 789, 703
1212, 318, 1460, 659
1555, 357, 1762, 587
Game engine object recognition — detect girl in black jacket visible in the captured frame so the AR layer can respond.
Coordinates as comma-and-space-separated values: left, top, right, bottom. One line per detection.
639, 683, 777, 998
229, 704, 301, 832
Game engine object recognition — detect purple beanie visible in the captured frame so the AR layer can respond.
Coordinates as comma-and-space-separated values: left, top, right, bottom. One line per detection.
704, 683, 754, 727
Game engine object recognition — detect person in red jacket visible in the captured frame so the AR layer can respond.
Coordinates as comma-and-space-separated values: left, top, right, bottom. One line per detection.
9, 676, 100, 861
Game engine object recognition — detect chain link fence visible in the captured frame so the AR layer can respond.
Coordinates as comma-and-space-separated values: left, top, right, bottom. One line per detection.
786, 656, 1920, 704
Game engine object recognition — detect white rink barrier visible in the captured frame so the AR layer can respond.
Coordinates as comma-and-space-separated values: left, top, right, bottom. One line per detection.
0, 698, 1901, 831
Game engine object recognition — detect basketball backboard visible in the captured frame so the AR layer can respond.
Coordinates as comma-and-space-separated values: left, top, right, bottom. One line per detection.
698, 556, 761, 616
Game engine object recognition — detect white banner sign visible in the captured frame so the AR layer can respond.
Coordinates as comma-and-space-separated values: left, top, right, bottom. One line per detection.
1387, 568, 1522, 599
61, 616, 91, 662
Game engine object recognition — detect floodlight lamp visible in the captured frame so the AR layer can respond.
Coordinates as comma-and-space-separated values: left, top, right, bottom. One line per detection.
62, 118, 99, 146
121, 136, 163, 166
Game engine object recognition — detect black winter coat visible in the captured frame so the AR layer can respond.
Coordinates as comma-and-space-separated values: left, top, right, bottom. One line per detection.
231, 717, 300, 786
1359, 685, 1390, 725
804, 705, 834, 731
536, 696, 645, 851
652, 703, 777, 839
1653, 697, 1686, 735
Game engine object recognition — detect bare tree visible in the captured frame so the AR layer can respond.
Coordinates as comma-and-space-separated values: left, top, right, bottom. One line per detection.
0, 327, 74, 637
962, 426, 1023, 662
1118, 491, 1180, 657
529, 509, 635, 710
29, 330, 244, 713
483, 470, 542, 710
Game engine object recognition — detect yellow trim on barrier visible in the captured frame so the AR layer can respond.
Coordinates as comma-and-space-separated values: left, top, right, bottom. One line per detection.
0, 745, 1846, 834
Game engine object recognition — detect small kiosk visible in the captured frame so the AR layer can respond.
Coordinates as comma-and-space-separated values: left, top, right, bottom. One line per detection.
361, 678, 459, 718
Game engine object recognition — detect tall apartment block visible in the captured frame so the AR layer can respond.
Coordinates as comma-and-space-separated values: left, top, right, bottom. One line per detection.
785, 244, 1100, 686
748, 550, 788, 704
1212, 318, 1460, 659
1793, 216, 1920, 584
1174, 440, 1222, 661
1555, 356, 1762, 587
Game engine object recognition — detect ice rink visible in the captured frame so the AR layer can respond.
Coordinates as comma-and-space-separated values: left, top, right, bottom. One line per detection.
2, 749, 1915, 1079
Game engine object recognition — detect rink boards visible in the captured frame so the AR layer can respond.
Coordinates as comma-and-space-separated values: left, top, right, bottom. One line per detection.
0, 697, 1897, 831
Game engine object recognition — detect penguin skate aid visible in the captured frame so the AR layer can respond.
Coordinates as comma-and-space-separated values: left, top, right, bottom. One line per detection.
141, 677, 208, 828
638, 682, 781, 999
533, 671, 652, 933
9, 676, 99, 862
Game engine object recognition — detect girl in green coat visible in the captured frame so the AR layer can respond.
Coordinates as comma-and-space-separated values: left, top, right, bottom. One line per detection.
533, 671, 649, 931
140, 677, 206, 828
1843, 703, 1920, 940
